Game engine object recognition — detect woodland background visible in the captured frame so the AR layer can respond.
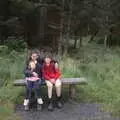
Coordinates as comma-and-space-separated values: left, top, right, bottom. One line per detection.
0, 0, 120, 119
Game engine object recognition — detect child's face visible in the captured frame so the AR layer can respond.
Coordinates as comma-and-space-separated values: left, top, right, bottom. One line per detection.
29, 61, 35, 69
31, 53, 38, 61
45, 57, 51, 64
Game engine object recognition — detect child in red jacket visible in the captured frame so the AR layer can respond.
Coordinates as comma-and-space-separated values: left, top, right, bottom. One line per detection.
42, 55, 63, 111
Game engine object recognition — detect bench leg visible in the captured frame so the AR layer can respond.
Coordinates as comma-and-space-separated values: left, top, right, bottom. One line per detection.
69, 84, 76, 99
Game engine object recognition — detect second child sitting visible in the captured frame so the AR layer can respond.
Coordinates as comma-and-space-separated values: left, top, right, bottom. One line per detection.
42, 55, 63, 111
23, 60, 43, 111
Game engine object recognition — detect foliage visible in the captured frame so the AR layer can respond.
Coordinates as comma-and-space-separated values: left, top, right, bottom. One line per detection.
0, 48, 26, 119
0, 0, 120, 49
3, 38, 27, 52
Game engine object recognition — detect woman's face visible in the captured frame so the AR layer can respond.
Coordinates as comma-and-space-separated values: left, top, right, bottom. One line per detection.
45, 57, 51, 64
29, 61, 35, 69
31, 53, 38, 61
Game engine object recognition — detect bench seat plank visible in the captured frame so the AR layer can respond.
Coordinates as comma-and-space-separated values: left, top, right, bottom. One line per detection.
61, 78, 87, 84
13, 78, 87, 99
13, 78, 87, 86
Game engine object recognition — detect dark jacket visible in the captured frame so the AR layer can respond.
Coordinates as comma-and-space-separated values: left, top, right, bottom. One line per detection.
37, 57, 44, 65
24, 62, 42, 78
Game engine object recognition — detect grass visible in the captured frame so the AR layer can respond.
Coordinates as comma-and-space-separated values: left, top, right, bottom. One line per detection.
68, 44, 120, 116
60, 44, 120, 116
0, 49, 26, 120
0, 43, 120, 119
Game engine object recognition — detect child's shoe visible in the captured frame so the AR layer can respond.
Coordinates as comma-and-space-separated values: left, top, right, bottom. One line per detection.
48, 98, 54, 111
23, 99, 29, 111
37, 98, 43, 111
56, 97, 63, 109
37, 98, 43, 104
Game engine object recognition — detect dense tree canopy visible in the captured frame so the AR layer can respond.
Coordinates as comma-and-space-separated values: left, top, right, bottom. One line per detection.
0, 0, 120, 51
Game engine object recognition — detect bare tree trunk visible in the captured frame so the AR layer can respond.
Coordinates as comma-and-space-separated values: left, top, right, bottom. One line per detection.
38, 6, 46, 43
64, 20, 70, 54
88, 31, 98, 43
58, 13, 63, 55
104, 35, 108, 48
79, 37, 82, 48
107, 33, 111, 47
74, 37, 78, 49
104, 16, 109, 48
58, 0, 65, 55
64, 0, 73, 55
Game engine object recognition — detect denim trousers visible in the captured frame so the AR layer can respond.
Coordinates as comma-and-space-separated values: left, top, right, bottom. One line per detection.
25, 79, 42, 99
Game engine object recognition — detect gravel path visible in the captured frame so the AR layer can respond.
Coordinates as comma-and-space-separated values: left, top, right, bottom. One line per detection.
15, 102, 120, 120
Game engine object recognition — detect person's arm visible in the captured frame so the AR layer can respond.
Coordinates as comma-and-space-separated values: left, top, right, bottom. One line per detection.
54, 63, 61, 79
24, 67, 33, 77
36, 63, 42, 78
55, 62, 59, 69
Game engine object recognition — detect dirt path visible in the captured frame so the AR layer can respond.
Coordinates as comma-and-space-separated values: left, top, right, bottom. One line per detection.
15, 102, 120, 120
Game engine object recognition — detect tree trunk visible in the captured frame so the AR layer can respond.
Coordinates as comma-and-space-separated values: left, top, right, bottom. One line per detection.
79, 37, 82, 48
107, 34, 112, 47
38, 6, 47, 44
104, 35, 108, 48
58, 13, 63, 55
64, 18, 70, 54
88, 31, 98, 43
58, 0, 65, 55
64, 0, 73, 55
74, 37, 78, 49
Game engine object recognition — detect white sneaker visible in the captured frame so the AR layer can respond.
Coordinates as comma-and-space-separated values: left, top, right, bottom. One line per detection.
23, 99, 29, 106
37, 98, 43, 105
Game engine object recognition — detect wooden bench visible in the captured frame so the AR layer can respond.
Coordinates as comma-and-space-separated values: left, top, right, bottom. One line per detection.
13, 78, 87, 99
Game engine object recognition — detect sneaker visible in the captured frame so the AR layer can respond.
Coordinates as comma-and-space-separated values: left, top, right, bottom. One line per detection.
23, 99, 29, 106
24, 105, 29, 111
37, 104, 42, 111
37, 98, 43, 105
48, 102, 54, 111
23, 99, 29, 111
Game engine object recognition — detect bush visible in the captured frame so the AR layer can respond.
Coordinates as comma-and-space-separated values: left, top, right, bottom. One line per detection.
3, 38, 27, 52
0, 49, 26, 119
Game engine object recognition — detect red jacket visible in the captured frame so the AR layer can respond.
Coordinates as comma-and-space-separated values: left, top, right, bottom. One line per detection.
42, 62, 60, 81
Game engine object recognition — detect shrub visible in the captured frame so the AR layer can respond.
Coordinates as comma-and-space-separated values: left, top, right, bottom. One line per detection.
4, 38, 27, 52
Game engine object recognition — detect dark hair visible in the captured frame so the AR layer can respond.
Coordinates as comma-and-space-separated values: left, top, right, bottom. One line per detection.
26, 51, 38, 66
44, 53, 53, 61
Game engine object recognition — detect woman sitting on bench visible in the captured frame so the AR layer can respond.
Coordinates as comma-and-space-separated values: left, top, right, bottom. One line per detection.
23, 52, 43, 111
42, 54, 63, 111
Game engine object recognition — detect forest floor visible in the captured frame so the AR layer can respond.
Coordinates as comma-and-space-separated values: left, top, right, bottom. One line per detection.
15, 101, 120, 120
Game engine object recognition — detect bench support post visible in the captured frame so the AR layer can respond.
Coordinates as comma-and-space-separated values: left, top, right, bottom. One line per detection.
69, 84, 76, 99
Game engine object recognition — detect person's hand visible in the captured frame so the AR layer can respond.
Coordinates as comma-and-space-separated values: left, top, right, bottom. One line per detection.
55, 63, 59, 69
50, 79, 55, 84
32, 72, 38, 77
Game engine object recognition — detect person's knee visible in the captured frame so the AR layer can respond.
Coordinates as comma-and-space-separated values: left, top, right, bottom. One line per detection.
46, 82, 53, 88
55, 81, 62, 88
34, 85, 40, 91
34, 80, 41, 89
26, 86, 32, 91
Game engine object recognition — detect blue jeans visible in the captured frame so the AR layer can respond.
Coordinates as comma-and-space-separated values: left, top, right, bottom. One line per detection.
25, 79, 42, 99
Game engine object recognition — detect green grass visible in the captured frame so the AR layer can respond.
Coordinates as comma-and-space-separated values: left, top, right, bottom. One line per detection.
67, 44, 120, 116
0, 43, 120, 118
0, 49, 26, 119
